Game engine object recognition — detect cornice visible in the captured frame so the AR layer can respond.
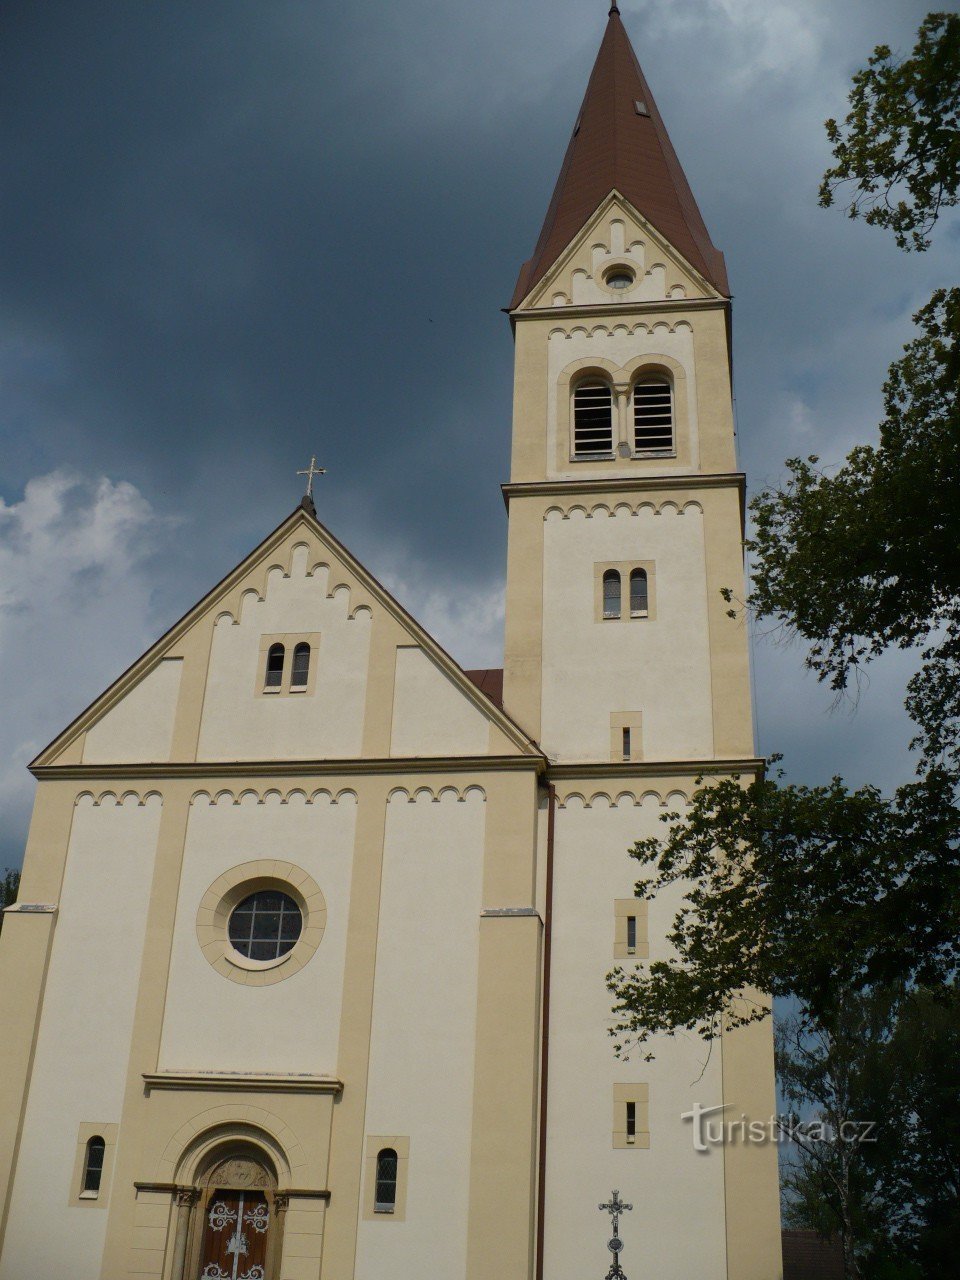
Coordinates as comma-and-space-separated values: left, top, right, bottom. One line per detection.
501, 472, 745, 506
142, 1072, 344, 1095
31, 754, 546, 782
510, 296, 730, 321
547, 757, 764, 780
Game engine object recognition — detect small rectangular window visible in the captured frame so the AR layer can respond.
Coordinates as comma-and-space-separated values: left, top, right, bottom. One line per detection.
622, 727, 631, 759
626, 1101, 637, 1142
626, 915, 637, 953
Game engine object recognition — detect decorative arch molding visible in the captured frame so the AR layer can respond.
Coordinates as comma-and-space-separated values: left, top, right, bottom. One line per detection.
386, 784, 487, 805
548, 319, 694, 341
74, 789, 163, 809
556, 787, 691, 810
188, 786, 358, 808
543, 498, 704, 522
209, 538, 376, 628
161, 1113, 302, 1187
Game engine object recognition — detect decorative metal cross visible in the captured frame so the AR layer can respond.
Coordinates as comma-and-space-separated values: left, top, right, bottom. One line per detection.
297, 455, 326, 499
599, 1189, 633, 1280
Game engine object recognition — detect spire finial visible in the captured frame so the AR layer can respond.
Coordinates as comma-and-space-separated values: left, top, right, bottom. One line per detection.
297, 454, 326, 501
609, 1, 620, 14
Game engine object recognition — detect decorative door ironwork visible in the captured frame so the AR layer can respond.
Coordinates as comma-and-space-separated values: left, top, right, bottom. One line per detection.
198, 1189, 271, 1280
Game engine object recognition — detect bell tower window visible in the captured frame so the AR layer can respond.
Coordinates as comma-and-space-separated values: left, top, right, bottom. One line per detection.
573, 381, 614, 457
633, 379, 674, 453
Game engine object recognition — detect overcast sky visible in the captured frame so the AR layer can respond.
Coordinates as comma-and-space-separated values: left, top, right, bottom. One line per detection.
1, 0, 954, 869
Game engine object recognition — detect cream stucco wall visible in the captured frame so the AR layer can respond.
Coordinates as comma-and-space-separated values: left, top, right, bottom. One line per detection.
0, 796, 163, 1280
541, 506, 713, 762
198, 553, 372, 761
542, 793, 728, 1280
355, 788, 486, 1278
82, 658, 182, 763
390, 647, 492, 757
157, 790, 358, 1074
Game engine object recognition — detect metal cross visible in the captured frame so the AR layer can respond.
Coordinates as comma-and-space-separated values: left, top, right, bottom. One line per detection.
599, 1190, 633, 1280
297, 455, 326, 499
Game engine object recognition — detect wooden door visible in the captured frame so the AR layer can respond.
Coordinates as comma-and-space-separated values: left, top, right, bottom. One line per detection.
198, 1190, 271, 1280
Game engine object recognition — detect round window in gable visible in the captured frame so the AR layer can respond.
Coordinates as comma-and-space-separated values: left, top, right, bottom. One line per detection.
604, 267, 636, 291
228, 890, 303, 961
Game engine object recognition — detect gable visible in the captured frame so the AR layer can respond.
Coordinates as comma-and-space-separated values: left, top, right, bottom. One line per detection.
34, 505, 540, 768
518, 193, 720, 311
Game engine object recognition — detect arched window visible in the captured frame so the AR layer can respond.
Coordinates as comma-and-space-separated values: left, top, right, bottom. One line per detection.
630, 568, 649, 617
265, 642, 285, 688
82, 1136, 106, 1196
633, 379, 674, 453
602, 570, 622, 620
291, 642, 311, 690
573, 380, 614, 456
374, 1147, 398, 1213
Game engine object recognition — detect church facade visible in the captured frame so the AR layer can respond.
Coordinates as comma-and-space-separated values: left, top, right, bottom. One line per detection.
0, 9, 782, 1279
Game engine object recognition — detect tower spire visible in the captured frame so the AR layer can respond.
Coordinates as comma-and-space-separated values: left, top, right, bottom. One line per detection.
511, 9, 728, 306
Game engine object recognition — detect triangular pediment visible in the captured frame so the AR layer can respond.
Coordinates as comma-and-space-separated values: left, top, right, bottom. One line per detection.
517, 191, 720, 312
33, 504, 540, 768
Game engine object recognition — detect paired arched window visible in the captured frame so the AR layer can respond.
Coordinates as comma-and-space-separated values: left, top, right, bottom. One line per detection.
374, 1147, 398, 1213
602, 570, 622, 620
265, 643, 285, 688
82, 1136, 106, 1196
633, 379, 674, 453
630, 568, 649, 617
573, 381, 614, 456
291, 642, 311, 689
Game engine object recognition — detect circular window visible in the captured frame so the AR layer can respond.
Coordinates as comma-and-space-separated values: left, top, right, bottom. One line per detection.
196, 861, 326, 985
604, 267, 635, 290
228, 890, 302, 961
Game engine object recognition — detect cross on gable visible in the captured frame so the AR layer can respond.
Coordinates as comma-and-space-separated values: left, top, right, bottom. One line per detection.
297, 455, 326, 499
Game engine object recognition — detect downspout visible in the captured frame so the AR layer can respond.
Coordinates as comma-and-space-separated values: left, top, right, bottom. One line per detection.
535, 781, 557, 1280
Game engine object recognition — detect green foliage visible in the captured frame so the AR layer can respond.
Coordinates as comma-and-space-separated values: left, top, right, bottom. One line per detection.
0, 868, 20, 935
607, 770, 960, 1057
820, 13, 960, 250
778, 986, 960, 1280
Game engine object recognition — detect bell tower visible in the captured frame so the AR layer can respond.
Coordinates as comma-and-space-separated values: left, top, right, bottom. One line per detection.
502, 2, 752, 770
502, 9, 783, 1279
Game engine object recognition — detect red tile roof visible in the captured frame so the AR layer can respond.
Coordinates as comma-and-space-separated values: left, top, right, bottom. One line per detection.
511, 5, 729, 307
464, 668, 504, 709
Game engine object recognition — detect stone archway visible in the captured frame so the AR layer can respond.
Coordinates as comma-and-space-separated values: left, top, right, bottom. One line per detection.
175, 1142, 288, 1280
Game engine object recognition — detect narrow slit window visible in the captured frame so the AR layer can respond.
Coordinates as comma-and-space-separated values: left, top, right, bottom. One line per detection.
573, 382, 614, 456
630, 569, 649, 617
622, 727, 631, 759
265, 643, 285, 689
626, 1102, 637, 1141
626, 915, 637, 952
291, 642, 311, 689
82, 1136, 106, 1196
633, 380, 674, 453
374, 1148, 398, 1213
602, 570, 622, 620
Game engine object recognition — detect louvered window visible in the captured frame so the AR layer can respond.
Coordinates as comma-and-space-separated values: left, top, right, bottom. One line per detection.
633, 380, 674, 453
630, 568, 649, 617
573, 382, 614, 456
265, 643, 285, 688
375, 1148, 398, 1213
291, 642, 311, 689
602, 570, 622, 620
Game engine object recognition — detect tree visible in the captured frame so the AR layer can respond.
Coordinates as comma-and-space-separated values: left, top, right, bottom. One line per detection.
0, 868, 20, 936
777, 985, 960, 1280
819, 13, 960, 251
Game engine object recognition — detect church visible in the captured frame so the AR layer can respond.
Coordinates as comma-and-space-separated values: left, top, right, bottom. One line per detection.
0, 7, 782, 1278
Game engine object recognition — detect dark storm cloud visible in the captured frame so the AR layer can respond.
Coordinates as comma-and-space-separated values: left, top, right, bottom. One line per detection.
1, 0, 954, 866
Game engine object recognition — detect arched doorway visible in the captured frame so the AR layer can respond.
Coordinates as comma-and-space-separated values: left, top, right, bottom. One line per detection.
184, 1143, 286, 1280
